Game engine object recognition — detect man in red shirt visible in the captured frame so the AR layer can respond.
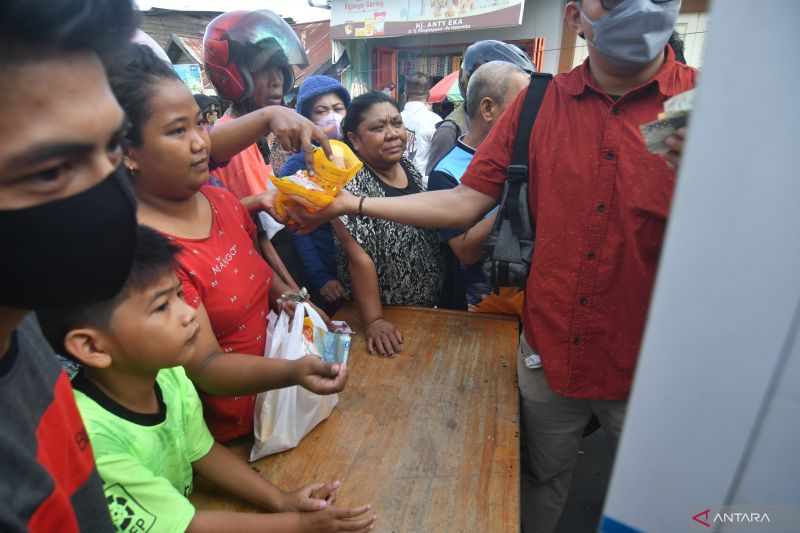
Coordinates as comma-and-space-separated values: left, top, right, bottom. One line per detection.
289, 1, 695, 531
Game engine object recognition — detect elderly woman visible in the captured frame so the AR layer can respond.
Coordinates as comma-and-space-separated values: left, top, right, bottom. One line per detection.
280, 76, 352, 315
335, 91, 443, 356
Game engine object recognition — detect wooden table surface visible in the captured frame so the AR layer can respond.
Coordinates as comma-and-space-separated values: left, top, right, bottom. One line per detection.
190, 305, 520, 532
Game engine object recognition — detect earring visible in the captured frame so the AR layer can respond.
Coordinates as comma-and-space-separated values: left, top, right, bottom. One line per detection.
127, 163, 136, 175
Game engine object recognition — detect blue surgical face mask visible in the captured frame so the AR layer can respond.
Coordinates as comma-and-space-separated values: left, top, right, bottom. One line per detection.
315, 111, 344, 140
580, 0, 680, 70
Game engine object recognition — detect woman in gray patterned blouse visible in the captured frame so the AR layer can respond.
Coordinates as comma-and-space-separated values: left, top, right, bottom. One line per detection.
334, 91, 443, 357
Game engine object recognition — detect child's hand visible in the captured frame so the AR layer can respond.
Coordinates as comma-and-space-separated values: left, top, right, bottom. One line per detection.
309, 480, 338, 505
299, 504, 377, 532
283, 480, 339, 512
320, 280, 348, 304
294, 355, 348, 394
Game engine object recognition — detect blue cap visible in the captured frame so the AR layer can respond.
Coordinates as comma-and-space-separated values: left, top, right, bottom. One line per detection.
295, 75, 351, 118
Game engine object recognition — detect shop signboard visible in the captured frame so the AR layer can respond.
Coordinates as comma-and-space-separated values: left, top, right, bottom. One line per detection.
173, 64, 204, 94
331, 0, 524, 39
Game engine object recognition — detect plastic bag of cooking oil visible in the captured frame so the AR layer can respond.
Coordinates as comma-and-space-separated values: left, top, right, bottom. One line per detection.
269, 140, 362, 228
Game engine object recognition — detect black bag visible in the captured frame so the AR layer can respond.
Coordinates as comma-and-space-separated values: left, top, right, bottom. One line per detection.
481, 73, 552, 292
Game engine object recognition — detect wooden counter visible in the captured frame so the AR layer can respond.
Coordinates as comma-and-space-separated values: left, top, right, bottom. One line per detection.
190, 306, 520, 532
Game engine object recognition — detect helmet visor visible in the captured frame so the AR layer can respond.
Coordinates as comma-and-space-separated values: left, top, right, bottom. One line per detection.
227, 10, 308, 69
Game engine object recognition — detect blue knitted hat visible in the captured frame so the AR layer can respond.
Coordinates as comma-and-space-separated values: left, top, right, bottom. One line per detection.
295, 75, 351, 118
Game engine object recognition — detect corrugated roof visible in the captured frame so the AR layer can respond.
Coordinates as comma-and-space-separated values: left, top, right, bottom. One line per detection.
164, 18, 334, 94
168, 34, 215, 93
291, 19, 333, 85
171, 33, 204, 64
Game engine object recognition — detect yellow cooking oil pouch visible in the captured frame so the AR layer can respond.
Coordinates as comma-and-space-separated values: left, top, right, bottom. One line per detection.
269, 140, 362, 228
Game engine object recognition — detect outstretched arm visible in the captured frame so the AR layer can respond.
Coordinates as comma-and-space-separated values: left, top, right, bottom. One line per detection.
209, 106, 332, 173
447, 210, 497, 265
183, 303, 348, 396
287, 184, 496, 235
332, 220, 403, 356
189, 443, 376, 533
192, 443, 334, 514
257, 234, 301, 291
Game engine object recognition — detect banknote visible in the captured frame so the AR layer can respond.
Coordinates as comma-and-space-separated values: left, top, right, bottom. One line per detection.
639, 113, 688, 153
301, 317, 352, 365
663, 88, 695, 115
639, 88, 695, 153
304, 321, 352, 365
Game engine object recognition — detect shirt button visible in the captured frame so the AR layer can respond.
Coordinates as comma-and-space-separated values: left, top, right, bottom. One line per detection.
574, 337, 582, 345
580, 297, 588, 305
587, 251, 597, 260
605, 151, 615, 160
612, 107, 621, 115
597, 203, 606, 212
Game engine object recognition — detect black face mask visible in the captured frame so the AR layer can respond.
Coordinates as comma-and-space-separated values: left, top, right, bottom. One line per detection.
0, 167, 137, 309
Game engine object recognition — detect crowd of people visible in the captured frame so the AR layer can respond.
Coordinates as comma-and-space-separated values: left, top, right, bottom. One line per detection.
0, 0, 690, 532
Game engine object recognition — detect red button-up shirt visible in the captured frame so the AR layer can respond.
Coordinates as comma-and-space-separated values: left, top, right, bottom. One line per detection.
461, 48, 697, 400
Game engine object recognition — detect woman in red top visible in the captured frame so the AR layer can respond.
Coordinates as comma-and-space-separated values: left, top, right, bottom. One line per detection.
108, 44, 346, 441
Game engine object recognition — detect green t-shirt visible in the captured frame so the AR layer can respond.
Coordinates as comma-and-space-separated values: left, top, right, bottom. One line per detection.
72, 366, 214, 533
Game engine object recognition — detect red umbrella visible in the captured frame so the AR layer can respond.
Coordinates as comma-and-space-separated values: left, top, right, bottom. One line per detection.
427, 71, 462, 103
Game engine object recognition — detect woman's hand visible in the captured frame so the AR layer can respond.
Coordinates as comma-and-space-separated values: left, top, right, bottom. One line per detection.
277, 298, 298, 319
320, 280, 348, 303
263, 106, 333, 175
240, 191, 276, 216
365, 318, 403, 357
282, 480, 340, 512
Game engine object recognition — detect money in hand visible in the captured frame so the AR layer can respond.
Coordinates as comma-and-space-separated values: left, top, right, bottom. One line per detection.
639, 88, 695, 153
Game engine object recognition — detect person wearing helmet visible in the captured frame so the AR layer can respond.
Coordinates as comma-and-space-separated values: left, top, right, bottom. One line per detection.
424, 40, 536, 176
283, 1, 695, 531
204, 9, 309, 197
204, 9, 320, 294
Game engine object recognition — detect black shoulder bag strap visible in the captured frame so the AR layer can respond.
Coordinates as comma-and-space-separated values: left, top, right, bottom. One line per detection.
483, 73, 552, 292
505, 72, 552, 236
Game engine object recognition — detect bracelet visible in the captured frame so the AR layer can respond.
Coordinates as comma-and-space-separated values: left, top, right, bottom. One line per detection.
357, 196, 365, 218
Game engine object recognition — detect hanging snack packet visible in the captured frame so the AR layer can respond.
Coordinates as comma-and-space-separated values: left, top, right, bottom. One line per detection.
270, 140, 362, 229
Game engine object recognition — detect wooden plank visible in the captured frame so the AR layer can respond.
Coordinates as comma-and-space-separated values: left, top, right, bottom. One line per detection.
190, 306, 520, 532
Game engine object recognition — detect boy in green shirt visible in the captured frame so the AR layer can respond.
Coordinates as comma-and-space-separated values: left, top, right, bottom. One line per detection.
38, 225, 376, 533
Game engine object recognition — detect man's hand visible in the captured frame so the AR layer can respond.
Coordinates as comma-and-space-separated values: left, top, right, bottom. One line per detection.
365, 318, 403, 357
293, 355, 348, 394
282, 480, 340, 512
661, 126, 686, 171
320, 280, 348, 303
285, 190, 359, 235
263, 106, 333, 175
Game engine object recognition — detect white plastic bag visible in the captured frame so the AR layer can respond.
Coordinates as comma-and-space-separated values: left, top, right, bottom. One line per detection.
250, 303, 338, 461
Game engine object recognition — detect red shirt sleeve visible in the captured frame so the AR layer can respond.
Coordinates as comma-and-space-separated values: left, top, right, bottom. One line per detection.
460, 85, 527, 200
208, 185, 259, 241
177, 268, 202, 309
241, 200, 257, 240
